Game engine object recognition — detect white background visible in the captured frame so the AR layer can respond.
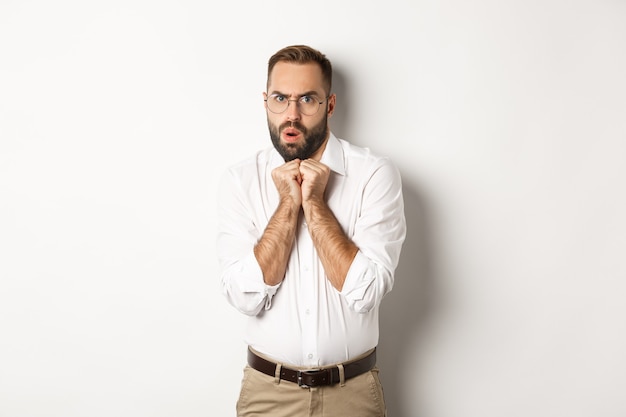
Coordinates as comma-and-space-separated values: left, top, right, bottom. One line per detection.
1, 1, 625, 416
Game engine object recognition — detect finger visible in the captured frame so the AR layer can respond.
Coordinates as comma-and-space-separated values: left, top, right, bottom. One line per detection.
300, 162, 326, 178
301, 159, 327, 171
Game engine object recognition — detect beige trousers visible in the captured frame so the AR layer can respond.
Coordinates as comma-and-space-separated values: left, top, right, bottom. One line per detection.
236, 365, 387, 417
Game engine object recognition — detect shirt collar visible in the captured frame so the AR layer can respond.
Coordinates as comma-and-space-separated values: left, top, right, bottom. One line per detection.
269, 132, 346, 176
320, 132, 346, 176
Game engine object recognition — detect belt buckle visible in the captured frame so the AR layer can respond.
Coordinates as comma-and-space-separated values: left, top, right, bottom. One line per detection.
297, 369, 321, 388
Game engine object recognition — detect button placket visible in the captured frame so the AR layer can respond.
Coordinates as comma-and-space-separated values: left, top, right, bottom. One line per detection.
298, 218, 317, 366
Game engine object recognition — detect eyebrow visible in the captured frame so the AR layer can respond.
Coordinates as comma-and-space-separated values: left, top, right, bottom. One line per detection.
269, 90, 322, 98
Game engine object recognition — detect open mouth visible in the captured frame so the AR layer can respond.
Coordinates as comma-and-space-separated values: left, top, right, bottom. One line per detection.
282, 127, 301, 143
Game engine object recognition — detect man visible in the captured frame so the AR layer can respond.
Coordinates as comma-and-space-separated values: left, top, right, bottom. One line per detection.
217, 45, 406, 417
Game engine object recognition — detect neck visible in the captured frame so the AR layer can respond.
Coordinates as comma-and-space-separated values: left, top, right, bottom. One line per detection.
310, 134, 330, 161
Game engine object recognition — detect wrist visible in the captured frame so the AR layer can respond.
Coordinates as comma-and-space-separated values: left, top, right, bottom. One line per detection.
279, 196, 301, 216
302, 197, 327, 223
302, 194, 324, 208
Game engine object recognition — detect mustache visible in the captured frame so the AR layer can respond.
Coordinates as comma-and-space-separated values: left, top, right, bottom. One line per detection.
280, 121, 307, 132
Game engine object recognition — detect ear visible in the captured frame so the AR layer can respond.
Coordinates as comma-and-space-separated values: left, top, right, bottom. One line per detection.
262, 92, 268, 109
326, 93, 336, 118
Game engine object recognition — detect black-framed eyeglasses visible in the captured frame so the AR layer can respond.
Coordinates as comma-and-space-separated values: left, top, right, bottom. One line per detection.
264, 93, 329, 116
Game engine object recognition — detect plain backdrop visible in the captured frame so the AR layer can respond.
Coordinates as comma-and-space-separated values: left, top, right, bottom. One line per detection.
1, 1, 625, 416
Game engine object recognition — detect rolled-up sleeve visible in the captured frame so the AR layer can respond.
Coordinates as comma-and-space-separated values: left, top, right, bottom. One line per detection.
340, 158, 406, 313
217, 167, 280, 316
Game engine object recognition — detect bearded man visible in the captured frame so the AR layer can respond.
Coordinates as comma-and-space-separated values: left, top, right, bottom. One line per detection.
217, 45, 406, 417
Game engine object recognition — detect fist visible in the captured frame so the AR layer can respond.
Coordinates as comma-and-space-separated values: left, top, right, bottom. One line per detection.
272, 159, 303, 207
299, 159, 330, 203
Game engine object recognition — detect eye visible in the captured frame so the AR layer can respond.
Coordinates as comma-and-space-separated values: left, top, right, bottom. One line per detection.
271, 94, 286, 102
300, 95, 315, 104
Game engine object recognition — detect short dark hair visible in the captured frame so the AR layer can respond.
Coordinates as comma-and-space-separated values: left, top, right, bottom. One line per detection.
267, 45, 332, 95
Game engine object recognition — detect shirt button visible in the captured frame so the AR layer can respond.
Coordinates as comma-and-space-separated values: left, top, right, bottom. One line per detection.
305, 309, 310, 315
308, 353, 313, 359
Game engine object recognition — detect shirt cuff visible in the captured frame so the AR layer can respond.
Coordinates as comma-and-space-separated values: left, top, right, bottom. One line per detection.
340, 250, 375, 302
243, 252, 281, 310
263, 280, 280, 310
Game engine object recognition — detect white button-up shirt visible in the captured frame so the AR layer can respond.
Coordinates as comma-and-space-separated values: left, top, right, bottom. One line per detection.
217, 133, 406, 367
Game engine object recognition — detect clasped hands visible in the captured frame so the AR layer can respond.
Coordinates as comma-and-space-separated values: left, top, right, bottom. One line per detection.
271, 158, 330, 207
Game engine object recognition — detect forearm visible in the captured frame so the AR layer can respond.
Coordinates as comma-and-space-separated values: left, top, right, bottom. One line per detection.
303, 198, 358, 291
254, 199, 300, 286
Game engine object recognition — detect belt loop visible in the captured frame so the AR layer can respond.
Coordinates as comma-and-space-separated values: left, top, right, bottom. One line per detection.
337, 363, 346, 387
274, 363, 282, 385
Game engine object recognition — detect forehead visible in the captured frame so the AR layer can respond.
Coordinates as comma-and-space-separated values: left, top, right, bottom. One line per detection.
268, 62, 325, 95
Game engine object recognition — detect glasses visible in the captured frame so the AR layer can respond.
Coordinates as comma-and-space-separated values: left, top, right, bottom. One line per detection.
265, 93, 328, 116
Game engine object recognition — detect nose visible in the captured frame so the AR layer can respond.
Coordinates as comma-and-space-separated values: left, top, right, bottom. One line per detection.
285, 99, 301, 121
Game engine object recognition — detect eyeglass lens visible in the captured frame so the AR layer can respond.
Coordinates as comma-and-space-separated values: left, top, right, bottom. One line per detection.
266, 95, 323, 116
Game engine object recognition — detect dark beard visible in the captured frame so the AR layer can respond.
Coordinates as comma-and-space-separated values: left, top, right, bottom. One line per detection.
268, 114, 329, 161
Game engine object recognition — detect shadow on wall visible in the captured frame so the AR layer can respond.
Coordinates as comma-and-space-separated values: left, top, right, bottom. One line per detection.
379, 178, 434, 417
329, 65, 351, 141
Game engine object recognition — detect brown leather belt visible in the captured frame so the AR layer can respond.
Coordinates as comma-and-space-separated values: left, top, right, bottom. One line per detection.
247, 347, 376, 388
